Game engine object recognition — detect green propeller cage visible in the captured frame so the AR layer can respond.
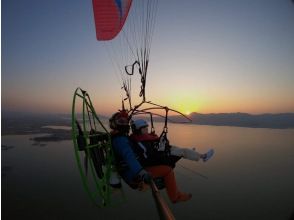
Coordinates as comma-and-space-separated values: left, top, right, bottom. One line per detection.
71, 87, 123, 207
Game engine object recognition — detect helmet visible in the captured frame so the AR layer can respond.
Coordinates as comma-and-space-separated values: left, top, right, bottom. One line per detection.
109, 110, 129, 130
131, 119, 148, 131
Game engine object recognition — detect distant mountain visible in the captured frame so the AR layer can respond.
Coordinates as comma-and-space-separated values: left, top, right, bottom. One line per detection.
1, 111, 71, 135
2, 111, 294, 130
168, 112, 294, 129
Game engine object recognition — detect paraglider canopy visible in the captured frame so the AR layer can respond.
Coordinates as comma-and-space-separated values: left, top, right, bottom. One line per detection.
92, 0, 132, 40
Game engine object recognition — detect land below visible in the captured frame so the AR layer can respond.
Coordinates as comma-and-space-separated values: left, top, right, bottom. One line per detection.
1, 112, 72, 143
169, 112, 294, 129
1, 111, 294, 144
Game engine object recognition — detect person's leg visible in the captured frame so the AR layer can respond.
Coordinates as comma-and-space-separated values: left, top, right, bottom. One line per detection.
170, 146, 201, 161
146, 165, 178, 201
145, 165, 191, 203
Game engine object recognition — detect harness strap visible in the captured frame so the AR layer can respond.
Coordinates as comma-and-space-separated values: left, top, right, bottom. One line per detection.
137, 142, 148, 158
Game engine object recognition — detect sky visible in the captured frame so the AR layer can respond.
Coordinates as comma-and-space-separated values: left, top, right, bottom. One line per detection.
2, 0, 294, 116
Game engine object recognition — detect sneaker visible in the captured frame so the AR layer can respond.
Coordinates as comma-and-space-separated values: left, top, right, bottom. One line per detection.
202, 149, 214, 162
173, 193, 192, 203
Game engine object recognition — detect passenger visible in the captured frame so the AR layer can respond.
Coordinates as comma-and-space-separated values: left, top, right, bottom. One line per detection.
129, 119, 214, 169
110, 111, 192, 203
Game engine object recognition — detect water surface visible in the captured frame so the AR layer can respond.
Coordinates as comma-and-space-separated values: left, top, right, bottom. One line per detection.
2, 123, 294, 219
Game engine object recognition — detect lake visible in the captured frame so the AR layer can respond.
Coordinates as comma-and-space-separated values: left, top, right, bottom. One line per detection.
2, 123, 294, 220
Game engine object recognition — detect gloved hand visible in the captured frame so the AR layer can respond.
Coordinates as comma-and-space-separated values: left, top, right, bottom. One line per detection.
138, 169, 152, 184
158, 135, 170, 151
158, 136, 166, 151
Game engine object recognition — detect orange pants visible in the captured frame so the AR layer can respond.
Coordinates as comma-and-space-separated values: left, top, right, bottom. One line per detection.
145, 165, 181, 202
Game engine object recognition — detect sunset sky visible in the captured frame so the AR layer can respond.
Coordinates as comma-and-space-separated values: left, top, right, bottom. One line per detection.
2, 0, 294, 116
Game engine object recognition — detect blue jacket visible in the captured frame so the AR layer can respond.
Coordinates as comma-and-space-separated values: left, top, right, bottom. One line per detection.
111, 135, 143, 183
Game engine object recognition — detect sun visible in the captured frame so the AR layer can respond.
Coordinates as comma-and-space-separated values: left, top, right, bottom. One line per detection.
185, 111, 191, 116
